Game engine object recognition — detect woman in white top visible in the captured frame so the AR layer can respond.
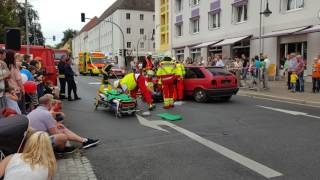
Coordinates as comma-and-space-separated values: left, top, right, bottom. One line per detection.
0, 131, 56, 180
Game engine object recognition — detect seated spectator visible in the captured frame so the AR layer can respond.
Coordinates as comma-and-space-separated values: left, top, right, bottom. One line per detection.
27, 94, 99, 154
5, 86, 21, 115
0, 131, 56, 180
1, 108, 17, 118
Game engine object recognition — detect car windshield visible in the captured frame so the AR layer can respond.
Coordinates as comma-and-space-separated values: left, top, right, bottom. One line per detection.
91, 58, 108, 64
54, 53, 67, 60
206, 67, 232, 76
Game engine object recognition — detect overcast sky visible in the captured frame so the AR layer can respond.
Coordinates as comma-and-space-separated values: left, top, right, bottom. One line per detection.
17, 0, 117, 46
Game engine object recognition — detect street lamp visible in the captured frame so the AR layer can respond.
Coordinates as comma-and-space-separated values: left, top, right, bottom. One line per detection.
258, 0, 272, 91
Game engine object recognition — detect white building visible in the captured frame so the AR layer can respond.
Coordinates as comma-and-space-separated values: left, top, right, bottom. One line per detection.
156, 0, 320, 77
72, 0, 155, 68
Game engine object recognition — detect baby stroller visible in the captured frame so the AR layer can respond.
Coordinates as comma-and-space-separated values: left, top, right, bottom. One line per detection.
0, 115, 29, 160
94, 89, 138, 118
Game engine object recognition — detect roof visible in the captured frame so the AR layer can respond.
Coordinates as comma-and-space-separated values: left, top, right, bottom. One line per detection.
79, 16, 98, 34
98, 0, 154, 22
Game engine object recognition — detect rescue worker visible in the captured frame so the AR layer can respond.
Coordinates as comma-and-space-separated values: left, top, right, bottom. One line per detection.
113, 63, 155, 110
99, 64, 113, 92
156, 56, 177, 109
145, 52, 154, 91
173, 58, 186, 101
58, 56, 67, 99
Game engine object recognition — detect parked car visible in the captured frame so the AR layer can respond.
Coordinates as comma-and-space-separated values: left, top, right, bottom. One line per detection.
109, 64, 126, 77
184, 66, 239, 102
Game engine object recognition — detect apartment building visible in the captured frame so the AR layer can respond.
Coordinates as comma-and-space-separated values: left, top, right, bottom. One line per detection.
72, 0, 155, 68
160, 0, 320, 76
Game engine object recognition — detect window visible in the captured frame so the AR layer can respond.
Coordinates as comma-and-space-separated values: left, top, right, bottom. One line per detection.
126, 28, 131, 34
286, 0, 304, 11
140, 42, 145, 49
176, 24, 183, 36
140, 14, 144, 20
176, 0, 183, 12
190, 0, 200, 6
185, 68, 205, 79
190, 48, 201, 61
233, 4, 247, 23
176, 49, 184, 61
126, 13, 130, 20
209, 12, 220, 29
140, 28, 144, 35
191, 18, 200, 33
127, 42, 132, 48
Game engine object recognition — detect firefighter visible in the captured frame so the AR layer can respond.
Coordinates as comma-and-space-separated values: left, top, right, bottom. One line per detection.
58, 56, 67, 99
156, 56, 177, 109
113, 63, 155, 111
173, 58, 186, 101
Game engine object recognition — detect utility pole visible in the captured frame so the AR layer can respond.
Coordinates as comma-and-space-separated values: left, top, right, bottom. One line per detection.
25, 0, 30, 54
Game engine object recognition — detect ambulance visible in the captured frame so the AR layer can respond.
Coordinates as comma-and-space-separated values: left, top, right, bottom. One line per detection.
78, 52, 107, 75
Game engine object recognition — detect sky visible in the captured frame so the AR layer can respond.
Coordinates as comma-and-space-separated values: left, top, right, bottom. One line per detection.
17, 0, 117, 46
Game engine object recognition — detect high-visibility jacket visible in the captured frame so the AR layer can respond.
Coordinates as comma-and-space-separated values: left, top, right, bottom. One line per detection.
175, 63, 185, 78
120, 73, 139, 91
156, 61, 176, 77
146, 58, 153, 70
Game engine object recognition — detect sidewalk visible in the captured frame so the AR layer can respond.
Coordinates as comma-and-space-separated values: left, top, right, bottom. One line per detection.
54, 151, 97, 180
238, 80, 320, 107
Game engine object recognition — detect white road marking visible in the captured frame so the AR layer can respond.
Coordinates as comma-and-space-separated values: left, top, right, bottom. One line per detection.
257, 105, 320, 119
137, 115, 283, 178
88, 82, 101, 85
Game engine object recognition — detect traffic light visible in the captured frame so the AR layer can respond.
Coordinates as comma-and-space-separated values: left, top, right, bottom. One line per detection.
52, 35, 56, 41
81, 13, 86, 22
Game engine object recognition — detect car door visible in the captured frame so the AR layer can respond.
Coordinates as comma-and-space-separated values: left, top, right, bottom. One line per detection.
184, 67, 207, 96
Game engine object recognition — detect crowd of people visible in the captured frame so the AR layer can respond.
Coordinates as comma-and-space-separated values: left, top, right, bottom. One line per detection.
0, 49, 99, 180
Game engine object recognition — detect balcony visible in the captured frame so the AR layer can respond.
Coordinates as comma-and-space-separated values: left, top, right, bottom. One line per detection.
160, 4, 168, 14
160, 25, 169, 33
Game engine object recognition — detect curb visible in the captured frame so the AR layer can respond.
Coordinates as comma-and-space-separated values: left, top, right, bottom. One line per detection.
238, 90, 320, 107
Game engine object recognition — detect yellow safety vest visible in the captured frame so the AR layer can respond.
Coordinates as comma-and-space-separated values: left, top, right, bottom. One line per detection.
120, 73, 137, 91
156, 61, 176, 76
175, 63, 185, 77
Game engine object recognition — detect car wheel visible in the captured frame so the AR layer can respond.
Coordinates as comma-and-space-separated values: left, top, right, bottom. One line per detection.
221, 96, 232, 102
194, 88, 208, 103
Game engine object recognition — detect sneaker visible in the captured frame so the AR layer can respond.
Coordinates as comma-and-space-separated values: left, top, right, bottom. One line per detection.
75, 97, 82, 100
68, 98, 74, 101
82, 138, 100, 149
55, 146, 77, 155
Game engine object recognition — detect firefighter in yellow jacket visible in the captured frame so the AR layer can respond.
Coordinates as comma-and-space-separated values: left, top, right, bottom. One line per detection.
156, 56, 177, 109
173, 59, 186, 101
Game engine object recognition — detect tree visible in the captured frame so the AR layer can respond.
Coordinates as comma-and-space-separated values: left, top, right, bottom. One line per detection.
0, 0, 19, 43
55, 29, 77, 49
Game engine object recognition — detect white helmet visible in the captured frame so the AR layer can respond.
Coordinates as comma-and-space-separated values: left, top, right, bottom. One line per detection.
113, 80, 120, 88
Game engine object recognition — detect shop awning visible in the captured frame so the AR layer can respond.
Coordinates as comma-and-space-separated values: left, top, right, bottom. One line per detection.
193, 40, 221, 48
294, 24, 320, 35
212, 35, 250, 47
261, 26, 308, 38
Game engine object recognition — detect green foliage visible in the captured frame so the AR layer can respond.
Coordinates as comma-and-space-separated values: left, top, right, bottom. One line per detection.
55, 29, 78, 49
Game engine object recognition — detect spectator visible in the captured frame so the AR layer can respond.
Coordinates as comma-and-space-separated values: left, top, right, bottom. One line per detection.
0, 131, 56, 180
64, 58, 80, 101
1, 107, 17, 117
4, 50, 25, 114
290, 71, 298, 93
58, 56, 67, 99
216, 55, 225, 67
22, 54, 31, 69
30, 60, 45, 97
5, 86, 21, 115
234, 57, 242, 87
27, 94, 99, 152
287, 53, 297, 90
0, 49, 10, 109
130, 59, 136, 73
296, 55, 305, 92
312, 57, 320, 93
262, 55, 270, 89
241, 54, 249, 80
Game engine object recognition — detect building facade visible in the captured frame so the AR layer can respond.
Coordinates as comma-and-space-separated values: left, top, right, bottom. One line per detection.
72, 0, 155, 68
159, 0, 320, 77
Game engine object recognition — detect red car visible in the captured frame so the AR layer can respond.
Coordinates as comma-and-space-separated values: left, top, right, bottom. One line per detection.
184, 66, 239, 102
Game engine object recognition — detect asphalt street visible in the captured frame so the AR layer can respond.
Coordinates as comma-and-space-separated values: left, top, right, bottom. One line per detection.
62, 75, 320, 180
